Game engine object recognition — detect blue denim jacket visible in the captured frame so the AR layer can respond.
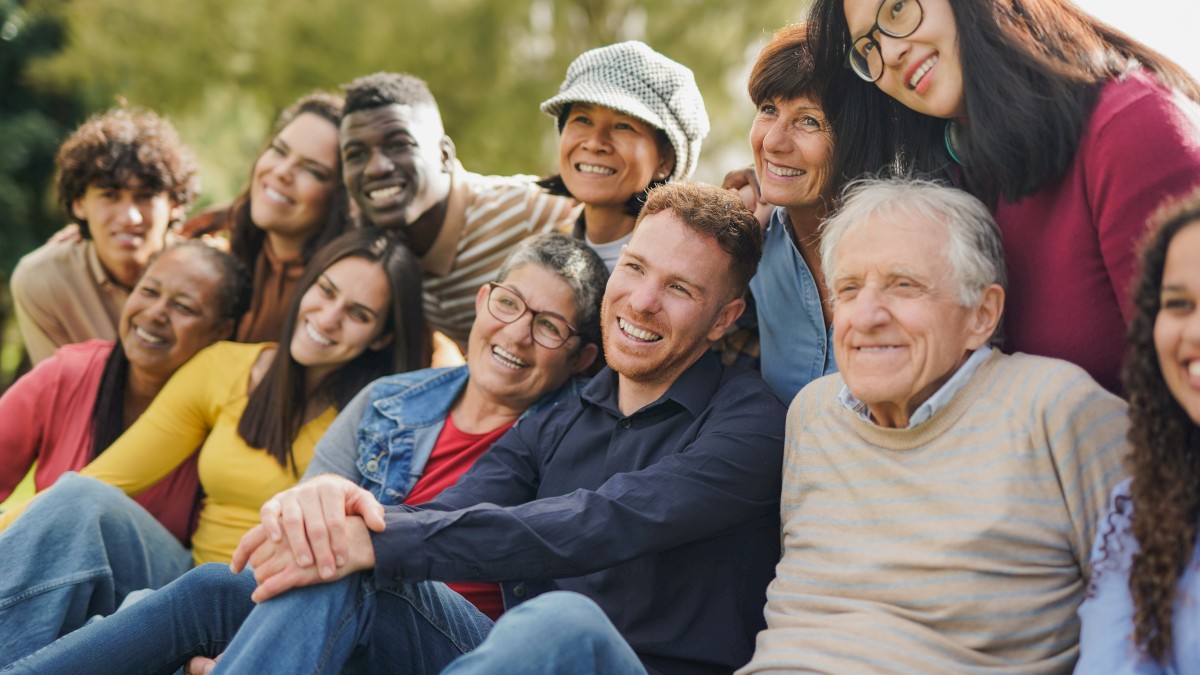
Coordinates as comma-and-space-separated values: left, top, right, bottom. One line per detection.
352, 366, 583, 503
749, 207, 837, 403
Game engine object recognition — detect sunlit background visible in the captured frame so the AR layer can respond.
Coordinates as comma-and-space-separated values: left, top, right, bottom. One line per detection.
1078, 0, 1199, 76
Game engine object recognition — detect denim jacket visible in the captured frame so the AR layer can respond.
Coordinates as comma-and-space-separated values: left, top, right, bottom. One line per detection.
353, 366, 584, 503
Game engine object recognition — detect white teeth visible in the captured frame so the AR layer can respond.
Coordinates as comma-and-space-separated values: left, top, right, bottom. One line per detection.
618, 318, 661, 342
767, 163, 806, 177
368, 186, 402, 201
304, 321, 333, 346
576, 163, 616, 176
491, 346, 528, 369
1189, 361, 1200, 378
112, 232, 144, 244
264, 186, 291, 204
134, 326, 166, 345
859, 346, 897, 352
909, 55, 938, 89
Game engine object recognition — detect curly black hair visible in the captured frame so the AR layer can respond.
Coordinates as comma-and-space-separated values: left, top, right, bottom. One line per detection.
55, 108, 198, 237
1122, 186, 1200, 662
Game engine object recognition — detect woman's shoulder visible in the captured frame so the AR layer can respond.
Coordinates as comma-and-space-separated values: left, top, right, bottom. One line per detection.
1090, 69, 1197, 131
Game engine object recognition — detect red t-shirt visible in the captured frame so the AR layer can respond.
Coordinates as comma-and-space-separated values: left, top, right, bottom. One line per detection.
404, 413, 515, 620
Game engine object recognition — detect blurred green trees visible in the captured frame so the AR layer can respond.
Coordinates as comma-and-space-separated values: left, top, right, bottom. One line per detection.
0, 0, 807, 386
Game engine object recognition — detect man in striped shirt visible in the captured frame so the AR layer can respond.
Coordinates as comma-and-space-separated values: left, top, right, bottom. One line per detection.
339, 73, 577, 350
740, 178, 1128, 674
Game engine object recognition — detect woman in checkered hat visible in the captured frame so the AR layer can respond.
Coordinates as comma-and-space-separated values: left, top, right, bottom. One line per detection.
538, 41, 710, 272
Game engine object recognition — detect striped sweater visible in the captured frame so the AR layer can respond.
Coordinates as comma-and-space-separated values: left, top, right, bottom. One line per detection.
419, 167, 577, 349
740, 351, 1129, 674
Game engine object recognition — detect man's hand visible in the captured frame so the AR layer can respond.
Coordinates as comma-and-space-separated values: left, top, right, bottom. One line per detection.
234, 474, 385, 579
242, 514, 376, 603
185, 653, 221, 674
721, 165, 773, 227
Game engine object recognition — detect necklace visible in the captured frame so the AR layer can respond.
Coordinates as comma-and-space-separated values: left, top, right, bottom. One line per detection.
944, 120, 964, 165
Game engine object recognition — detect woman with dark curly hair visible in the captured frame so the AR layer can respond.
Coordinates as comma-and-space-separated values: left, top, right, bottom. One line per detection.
805, 0, 1200, 394
1076, 188, 1200, 672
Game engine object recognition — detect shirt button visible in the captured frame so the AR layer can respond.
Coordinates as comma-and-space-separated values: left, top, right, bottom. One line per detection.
512, 583, 527, 598
365, 459, 379, 473
621, 419, 632, 429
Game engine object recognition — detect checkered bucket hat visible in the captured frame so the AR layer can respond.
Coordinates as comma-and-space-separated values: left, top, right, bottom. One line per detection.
540, 41, 710, 183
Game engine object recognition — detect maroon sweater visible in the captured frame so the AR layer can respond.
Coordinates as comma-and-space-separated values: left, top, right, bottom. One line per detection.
994, 70, 1200, 394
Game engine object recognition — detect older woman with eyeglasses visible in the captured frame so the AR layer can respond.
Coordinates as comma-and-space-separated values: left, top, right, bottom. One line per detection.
805, 0, 1200, 394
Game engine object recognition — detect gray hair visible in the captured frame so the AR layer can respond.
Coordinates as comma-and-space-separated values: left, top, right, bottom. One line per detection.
495, 233, 609, 347
819, 177, 1007, 341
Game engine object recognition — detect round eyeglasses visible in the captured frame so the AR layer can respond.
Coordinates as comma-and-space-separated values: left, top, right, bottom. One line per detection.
847, 0, 924, 82
485, 282, 579, 349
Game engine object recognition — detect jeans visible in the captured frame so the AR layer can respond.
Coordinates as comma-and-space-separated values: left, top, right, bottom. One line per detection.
0, 473, 192, 666
4, 564, 644, 674
443, 591, 647, 675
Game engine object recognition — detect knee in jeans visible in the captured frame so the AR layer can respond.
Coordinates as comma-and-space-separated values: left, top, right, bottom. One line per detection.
185, 564, 258, 599
39, 473, 128, 514
521, 592, 609, 630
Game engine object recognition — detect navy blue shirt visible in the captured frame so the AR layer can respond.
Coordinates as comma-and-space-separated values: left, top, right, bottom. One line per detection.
371, 351, 786, 674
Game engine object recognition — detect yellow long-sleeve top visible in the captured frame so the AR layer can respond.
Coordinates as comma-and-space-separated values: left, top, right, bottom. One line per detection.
0, 341, 335, 565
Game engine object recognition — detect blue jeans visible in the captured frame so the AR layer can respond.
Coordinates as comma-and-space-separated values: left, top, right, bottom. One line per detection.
0, 473, 192, 666
4, 567, 644, 674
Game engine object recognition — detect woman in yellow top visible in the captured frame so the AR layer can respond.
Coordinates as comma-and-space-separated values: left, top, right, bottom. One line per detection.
0, 227, 428, 664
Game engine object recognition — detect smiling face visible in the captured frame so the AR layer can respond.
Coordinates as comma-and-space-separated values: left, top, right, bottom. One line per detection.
339, 104, 453, 231
830, 214, 996, 427
249, 113, 340, 253
558, 103, 674, 211
1154, 221, 1200, 424
119, 246, 233, 382
466, 264, 597, 412
73, 180, 176, 288
289, 255, 393, 384
844, 0, 965, 119
601, 210, 743, 393
751, 95, 833, 210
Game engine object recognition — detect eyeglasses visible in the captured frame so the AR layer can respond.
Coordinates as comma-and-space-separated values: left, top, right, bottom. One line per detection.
485, 282, 579, 349
846, 0, 924, 82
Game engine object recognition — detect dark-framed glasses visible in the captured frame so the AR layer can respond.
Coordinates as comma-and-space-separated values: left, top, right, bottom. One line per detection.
486, 282, 579, 349
846, 0, 924, 82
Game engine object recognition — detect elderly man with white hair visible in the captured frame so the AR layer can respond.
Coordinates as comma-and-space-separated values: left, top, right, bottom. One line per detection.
739, 177, 1129, 674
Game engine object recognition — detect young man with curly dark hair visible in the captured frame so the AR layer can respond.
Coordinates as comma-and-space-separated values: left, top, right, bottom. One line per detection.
11, 108, 198, 363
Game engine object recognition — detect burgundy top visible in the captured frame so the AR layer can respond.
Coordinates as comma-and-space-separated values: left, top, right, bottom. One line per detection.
993, 70, 1200, 394
0, 340, 201, 543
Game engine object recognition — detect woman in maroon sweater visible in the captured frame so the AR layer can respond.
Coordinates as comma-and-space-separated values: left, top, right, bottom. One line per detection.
805, 0, 1200, 393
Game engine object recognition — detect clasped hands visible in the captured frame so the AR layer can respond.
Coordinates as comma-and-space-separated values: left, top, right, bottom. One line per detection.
230, 474, 387, 603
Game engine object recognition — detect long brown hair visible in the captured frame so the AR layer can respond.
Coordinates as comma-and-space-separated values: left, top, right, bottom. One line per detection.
237, 228, 429, 472
1122, 187, 1200, 661
806, 0, 1200, 205
228, 92, 352, 275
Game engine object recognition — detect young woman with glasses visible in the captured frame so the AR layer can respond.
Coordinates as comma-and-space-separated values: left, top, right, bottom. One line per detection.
806, 0, 1200, 394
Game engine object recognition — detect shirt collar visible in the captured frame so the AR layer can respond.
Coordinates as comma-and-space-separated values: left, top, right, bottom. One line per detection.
582, 350, 722, 418
418, 163, 468, 277
837, 346, 993, 428
84, 240, 116, 289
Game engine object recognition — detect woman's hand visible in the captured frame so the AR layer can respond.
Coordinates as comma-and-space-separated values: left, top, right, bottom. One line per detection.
231, 475, 385, 580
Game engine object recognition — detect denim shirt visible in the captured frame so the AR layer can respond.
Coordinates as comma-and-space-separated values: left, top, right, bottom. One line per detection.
749, 207, 837, 403
306, 366, 583, 504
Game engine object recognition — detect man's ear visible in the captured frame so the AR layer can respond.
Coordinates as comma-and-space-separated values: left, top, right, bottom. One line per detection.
569, 342, 600, 375
440, 136, 457, 174
705, 296, 746, 342
965, 284, 1005, 350
169, 203, 186, 224
71, 199, 88, 223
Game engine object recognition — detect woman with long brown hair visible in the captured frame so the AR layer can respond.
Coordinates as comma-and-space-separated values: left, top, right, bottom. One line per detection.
1077, 189, 1200, 671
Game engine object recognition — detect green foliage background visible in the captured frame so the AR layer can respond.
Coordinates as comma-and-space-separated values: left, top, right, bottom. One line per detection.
0, 0, 809, 387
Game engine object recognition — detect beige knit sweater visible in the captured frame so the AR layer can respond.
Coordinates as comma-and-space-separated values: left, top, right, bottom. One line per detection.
740, 351, 1129, 675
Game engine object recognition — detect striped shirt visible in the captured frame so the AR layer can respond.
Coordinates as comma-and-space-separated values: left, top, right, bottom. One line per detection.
419, 167, 577, 349
740, 351, 1129, 674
